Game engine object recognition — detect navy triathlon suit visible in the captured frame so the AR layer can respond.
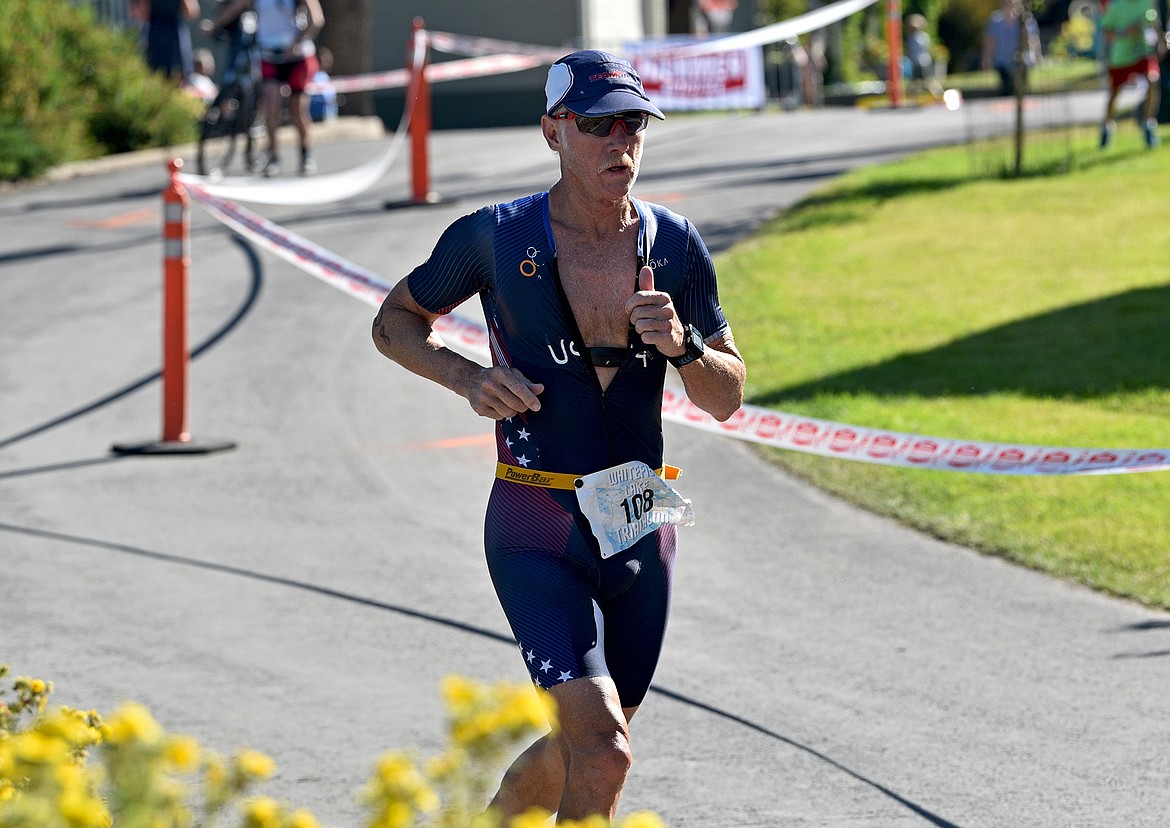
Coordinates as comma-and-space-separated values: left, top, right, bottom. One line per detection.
406, 192, 729, 707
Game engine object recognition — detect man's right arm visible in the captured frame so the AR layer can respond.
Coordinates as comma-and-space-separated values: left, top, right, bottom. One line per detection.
371, 278, 544, 420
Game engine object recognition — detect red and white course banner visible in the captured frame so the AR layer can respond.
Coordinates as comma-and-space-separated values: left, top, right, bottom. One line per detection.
627, 43, 765, 111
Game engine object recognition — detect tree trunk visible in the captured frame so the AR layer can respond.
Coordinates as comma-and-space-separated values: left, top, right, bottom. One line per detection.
319, 0, 373, 115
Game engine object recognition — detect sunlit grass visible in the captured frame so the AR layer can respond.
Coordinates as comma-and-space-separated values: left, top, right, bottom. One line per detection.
718, 127, 1170, 608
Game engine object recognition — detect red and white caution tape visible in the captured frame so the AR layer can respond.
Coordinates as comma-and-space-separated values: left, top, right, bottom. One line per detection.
315, 53, 550, 95
659, 390, 1170, 475
635, 0, 882, 57
426, 53, 549, 82
319, 51, 536, 95
314, 68, 409, 95
187, 183, 391, 307
427, 30, 566, 62
187, 187, 1170, 476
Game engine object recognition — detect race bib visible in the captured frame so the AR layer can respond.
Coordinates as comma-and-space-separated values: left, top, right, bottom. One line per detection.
574, 461, 695, 560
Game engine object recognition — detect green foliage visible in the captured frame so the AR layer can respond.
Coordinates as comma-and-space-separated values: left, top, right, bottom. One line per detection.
717, 129, 1170, 609
0, 0, 200, 181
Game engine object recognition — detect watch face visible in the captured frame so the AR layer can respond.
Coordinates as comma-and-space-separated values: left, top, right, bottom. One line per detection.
688, 325, 704, 354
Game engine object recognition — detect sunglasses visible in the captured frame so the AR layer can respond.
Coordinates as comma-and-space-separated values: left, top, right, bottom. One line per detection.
554, 110, 650, 136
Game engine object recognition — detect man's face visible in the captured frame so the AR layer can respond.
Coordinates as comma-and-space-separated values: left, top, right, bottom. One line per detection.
543, 111, 646, 202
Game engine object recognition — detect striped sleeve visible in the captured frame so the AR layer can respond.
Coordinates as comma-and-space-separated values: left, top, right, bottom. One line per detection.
406, 205, 495, 315
680, 219, 730, 341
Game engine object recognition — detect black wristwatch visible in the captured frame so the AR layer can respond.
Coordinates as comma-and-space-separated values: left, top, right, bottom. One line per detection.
668, 324, 706, 368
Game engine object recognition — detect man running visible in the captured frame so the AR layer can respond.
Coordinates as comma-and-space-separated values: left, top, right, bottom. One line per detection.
371, 50, 746, 823
1098, 0, 1166, 148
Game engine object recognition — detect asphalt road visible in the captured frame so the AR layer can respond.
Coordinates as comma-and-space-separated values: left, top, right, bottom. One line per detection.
3, 92, 1169, 828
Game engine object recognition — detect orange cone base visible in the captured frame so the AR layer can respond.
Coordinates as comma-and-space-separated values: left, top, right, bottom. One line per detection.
110, 437, 237, 456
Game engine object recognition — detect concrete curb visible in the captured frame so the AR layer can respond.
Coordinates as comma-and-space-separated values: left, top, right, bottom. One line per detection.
32, 116, 387, 185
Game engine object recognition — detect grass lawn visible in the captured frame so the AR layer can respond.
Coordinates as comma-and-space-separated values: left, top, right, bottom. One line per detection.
716, 124, 1170, 609
945, 58, 1102, 96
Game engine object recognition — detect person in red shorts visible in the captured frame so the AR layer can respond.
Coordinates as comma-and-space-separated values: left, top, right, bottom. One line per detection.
203, 0, 325, 175
1099, 0, 1167, 148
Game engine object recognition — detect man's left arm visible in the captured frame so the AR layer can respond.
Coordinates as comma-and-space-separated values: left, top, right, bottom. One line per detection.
627, 266, 745, 422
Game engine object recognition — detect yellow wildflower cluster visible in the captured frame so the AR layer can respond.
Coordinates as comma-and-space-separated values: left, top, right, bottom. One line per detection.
442, 676, 556, 760
0, 665, 666, 828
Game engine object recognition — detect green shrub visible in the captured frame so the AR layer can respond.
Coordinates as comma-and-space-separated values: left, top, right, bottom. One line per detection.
0, 0, 200, 181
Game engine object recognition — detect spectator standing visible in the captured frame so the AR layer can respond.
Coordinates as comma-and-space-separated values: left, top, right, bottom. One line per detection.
904, 13, 943, 98
982, 0, 1042, 97
1098, 0, 1166, 147
203, 0, 326, 176
130, 0, 200, 83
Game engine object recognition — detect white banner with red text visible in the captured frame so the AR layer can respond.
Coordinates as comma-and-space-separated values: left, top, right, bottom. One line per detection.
626, 41, 766, 111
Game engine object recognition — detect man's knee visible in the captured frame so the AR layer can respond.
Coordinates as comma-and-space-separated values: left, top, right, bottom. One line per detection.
563, 726, 632, 789
551, 678, 633, 785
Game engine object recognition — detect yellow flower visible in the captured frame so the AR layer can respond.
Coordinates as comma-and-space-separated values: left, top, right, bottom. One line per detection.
288, 808, 320, 828
57, 783, 110, 828
507, 806, 555, 828
101, 703, 162, 745
242, 795, 282, 828
235, 749, 277, 781
618, 813, 668, 828
560, 817, 608, 828
423, 750, 462, 781
369, 800, 413, 828
163, 735, 200, 773
204, 754, 228, 787
441, 675, 480, 711
14, 730, 69, 764
373, 752, 418, 786
40, 708, 98, 749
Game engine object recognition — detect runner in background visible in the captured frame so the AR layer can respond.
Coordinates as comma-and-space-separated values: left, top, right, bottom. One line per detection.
1098, 0, 1166, 147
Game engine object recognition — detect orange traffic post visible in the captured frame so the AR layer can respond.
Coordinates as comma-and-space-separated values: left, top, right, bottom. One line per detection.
409, 17, 439, 204
112, 159, 235, 456
162, 157, 189, 442
886, 0, 903, 108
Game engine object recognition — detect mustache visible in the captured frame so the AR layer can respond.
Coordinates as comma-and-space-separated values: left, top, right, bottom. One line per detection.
599, 155, 636, 173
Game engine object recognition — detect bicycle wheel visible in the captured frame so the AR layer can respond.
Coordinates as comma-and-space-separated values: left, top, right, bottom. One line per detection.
197, 86, 247, 179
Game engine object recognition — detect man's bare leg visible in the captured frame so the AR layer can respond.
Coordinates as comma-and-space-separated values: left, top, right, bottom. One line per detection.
490, 679, 638, 823
489, 733, 564, 817
262, 81, 282, 173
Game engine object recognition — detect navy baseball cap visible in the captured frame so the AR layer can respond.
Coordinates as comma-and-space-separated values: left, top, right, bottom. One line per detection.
545, 50, 665, 120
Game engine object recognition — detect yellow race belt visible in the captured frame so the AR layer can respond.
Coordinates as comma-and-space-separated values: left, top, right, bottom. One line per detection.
496, 462, 682, 490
